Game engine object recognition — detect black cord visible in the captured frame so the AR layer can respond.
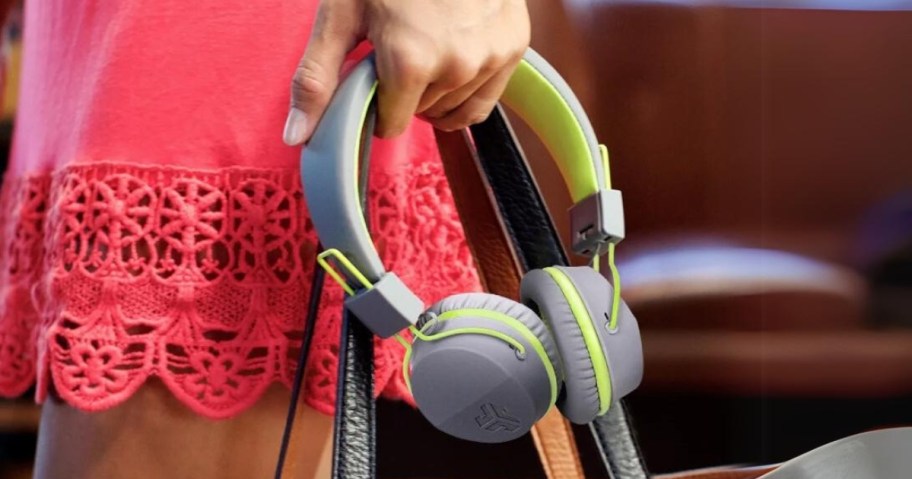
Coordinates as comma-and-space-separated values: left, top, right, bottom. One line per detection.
274, 247, 327, 479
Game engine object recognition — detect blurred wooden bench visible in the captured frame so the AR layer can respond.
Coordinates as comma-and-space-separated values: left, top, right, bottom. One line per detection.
521, 0, 912, 398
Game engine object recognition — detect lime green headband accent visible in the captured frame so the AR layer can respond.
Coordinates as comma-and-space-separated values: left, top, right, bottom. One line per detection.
543, 267, 612, 414
599, 144, 612, 190
501, 61, 601, 203
396, 308, 559, 407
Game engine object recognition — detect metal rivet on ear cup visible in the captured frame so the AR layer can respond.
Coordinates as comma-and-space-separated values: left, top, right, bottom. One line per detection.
416, 311, 440, 332
605, 312, 619, 335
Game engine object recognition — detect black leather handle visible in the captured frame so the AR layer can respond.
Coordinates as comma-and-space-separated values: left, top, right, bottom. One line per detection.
470, 106, 650, 479
330, 312, 376, 479
330, 111, 378, 479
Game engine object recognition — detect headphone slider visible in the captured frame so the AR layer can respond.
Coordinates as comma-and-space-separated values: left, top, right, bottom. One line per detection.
344, 272, 425, 338
569, 189, 625, 256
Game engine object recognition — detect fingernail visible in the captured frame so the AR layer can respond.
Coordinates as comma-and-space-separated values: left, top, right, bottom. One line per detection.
283, 108, 309, 146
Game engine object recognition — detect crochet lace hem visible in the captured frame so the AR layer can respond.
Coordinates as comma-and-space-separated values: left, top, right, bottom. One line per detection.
0, 158, 480, 418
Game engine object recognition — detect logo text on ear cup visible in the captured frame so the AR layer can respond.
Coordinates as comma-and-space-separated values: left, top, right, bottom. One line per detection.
475, 403, 520, 432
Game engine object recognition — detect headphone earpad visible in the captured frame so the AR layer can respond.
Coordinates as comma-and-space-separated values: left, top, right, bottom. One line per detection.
409, 293, 561, 443
557, 266, 643, 401
520, 266, 643, 424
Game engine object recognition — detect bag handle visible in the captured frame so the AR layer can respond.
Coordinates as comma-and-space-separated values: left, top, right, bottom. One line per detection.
327, 116, 377, 479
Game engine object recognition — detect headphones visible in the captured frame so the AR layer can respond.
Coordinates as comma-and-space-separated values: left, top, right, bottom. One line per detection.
301, 49, 643, 443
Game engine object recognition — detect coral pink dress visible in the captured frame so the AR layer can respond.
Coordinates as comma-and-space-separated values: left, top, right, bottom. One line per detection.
0, 0, 480, 418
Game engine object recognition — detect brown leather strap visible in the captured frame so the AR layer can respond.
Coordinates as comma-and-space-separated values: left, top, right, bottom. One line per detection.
530, 405, 588, 479
436, 129, 586, 479
434, 129, 523, 295
654, 466, 776, 479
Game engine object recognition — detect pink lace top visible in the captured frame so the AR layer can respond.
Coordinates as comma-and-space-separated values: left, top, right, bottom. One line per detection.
0, 0, 481, 418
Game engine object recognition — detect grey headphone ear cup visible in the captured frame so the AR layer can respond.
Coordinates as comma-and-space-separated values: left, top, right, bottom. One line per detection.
520, 266, 643, 424
409, 293, 561, 443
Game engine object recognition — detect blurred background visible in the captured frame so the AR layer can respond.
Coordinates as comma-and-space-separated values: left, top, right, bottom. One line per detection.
0, 0, 911, 478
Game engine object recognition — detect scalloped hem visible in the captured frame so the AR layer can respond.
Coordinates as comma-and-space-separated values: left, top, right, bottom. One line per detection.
0, 155, 480, 419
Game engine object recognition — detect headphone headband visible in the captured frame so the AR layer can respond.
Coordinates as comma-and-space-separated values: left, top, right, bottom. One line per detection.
301, 49, 624, 337
502, 49, 605, 201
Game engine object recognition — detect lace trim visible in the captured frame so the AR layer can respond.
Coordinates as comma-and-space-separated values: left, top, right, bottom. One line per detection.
0, 157, 481, 418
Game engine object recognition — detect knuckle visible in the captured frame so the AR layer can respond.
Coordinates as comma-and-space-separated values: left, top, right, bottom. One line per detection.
291, 60, 332, 104
451, 51, 488, 79
447, 53, 481, 85
437, 73, 471, 92
507, 45, 526, 66
451, 67, 479, 88
490, 46, 524, 74
479, 59, 501, 77
484, 49, 512, 72
391, 48, 435, 85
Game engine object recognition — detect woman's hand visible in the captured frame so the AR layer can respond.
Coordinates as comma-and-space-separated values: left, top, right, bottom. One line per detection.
282, 0, 530, 145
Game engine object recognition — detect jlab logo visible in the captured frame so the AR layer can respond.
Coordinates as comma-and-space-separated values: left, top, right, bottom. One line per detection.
475, 403, 520, 432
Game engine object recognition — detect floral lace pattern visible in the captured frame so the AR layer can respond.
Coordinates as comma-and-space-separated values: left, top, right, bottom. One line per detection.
0, 156, 481, 418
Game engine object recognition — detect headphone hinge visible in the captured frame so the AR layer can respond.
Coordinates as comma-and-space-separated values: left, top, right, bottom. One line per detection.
344, 272, 424, 338
569, 189, 625, 257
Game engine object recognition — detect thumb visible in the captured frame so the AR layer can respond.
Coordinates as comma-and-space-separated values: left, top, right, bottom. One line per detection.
283, 14, 357, 146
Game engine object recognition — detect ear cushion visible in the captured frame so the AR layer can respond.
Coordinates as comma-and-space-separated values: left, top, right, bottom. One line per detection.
426, 293, 562, 378
520, 266, 640, 424
563, 266, 643, 402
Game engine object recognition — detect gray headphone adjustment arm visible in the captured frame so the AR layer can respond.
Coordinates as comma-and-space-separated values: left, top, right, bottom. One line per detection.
344, 272, 424, 338
568, 189, 625, 256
